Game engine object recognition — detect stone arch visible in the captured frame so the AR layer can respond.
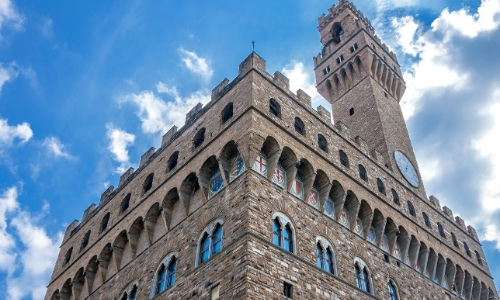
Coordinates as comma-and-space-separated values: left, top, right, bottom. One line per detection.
84, 255, 99, 294
444, 258, 456, 290
426, 248, 438, 279
97, 243, 112, 282
119, 280, 139, 300
387, 278, 401, 300
199, 155, 225, 199
343, 190, 359, 230
395, 225, 410, 262
472, 276, 482, 300
487, 287, 496, 300
179, 173, 201, 215
193, 127, 206, 148
435, 254, 446, 285
417, 241, 428, 273
59, 278, 73, 300
100, 212, 111, 233
72, 267, 85, 300
252, 136, 281, 180
145, 202, 162, 244
481, 282, 489, 300
162, 188, 184, 231
309, 169, 330, 211
328, 180, 345, 220
50, 289, 60, 300
219, 140, 246, 183
221, 102, 233, 123
356, 200, 373, 238
292, 158, 315, 200
112, 230, 129, 270
454, 264, 465, 296
463, 271, 473, 299
274, 146, 298, 191
383, 218, 398, 254
128, 216, 145, 257
408, 235, 420, 268
369, 209, 385, 247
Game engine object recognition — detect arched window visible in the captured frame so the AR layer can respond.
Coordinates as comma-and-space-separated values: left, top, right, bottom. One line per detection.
198, 222, 223, 265
143, 173, 154, 195
273, 214, 294, 253
475, 251, 483, 265
318, 134, 328, 152
355, 263, 372, 293
451, 233, 459, 248
221, 102, 233, 123
391, 189, 399, 205
193, 128, 206, 148
359, 164, 367, 181
407, 201, 415, 216
167, 151, 179, 171
377, 178, 385, 194
100, 213, 110, 233
437, 222, 446, 238
64, 247, 73, 265
294, 117, 305, 135
316, 239, 336, 275
464, 242, 471, 257
339, 150, 349, 167
121, 194, 130, 212
269, 98, 281, 117
388, 280, 399, 300
121, 285, 137, 300
80, 230, 91, 251
155, 256, 177, 295
423, 212, 431, 228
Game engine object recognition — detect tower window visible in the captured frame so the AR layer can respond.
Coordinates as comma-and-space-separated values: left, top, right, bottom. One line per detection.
284, 282, 293, 298
372, 43, 376, 50
143, 173, 154, 195
391, 189, 399, 205
211, 285, 220, 300
317, 134, 328, 152
194, 128, 206, 148
422, 212, 431, 228
376, 178, 385, 194
437, 222, 446, 238
451, 232, 459, 248
407, 201, 415, 216
294, 117, 305, 135
339, 150, 349, 167
121, 194, 130, 212
464, 242, 471, 257
316, 242, 336, 275
475, 251, 483, 266
388, 280, 399, 300
269, 98, 281, 117
349, 107, 355, 115
100, 212, 110, 233
80, 230, 91, 251
273, 216, 294, 253
199, 223, 223, 264
155, 256, 177, 295
383, 55, 387, 61
350, 43, 358, 52
167, 151, 179, 172
64, 247, 73, 265
384, 91, 388, 98
355, 263, 372, 294
221, 102, 233, 124
336, 55, 344, 64
358, 164, 368, 181
323, 66, 331, 75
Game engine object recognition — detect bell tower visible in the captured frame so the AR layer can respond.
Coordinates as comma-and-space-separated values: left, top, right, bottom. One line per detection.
314, 0, 425, 195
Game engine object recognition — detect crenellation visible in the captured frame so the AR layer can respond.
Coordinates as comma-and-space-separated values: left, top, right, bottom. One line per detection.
99, 185, 114, 205
467, 226, 479, 242
442, 206, 454, 221
354, 136, 369, 154
139, 147, 155, 167
238, 51, 266, 76
334, 120, 350, 138
185, 102, 203, 123
316, 105, 332, 122
455, 216, 467, 230
272, 71, 290, 91
161, 126, 178, 148
296, 89, 312, 107
119, 167, 135, 187
64, 220, 79, 242
211, 78, 230, 101
429, 195, 440, 208
81, 204, 96, 224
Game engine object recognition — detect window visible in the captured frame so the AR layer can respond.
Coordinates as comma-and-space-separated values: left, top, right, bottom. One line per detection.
294, 117, 305, 135
167, 151, 179, 171
383, 55, 387, 61
377, 178, 385, 194
339, 150, 349, 167
323, 66, 331, 75
451, 233, 459, 248
388, 281, 399, 300
143, 173, 154, 194
100, 213, 110, 233
121, 194, 131, 212
423, 212, 431, 228
199, 222, 223, 264
316, 242, 335, 274
391, 189, 399, 205
121, 285, 137, 300
336, 54, 344, 64
438, 222, 446, 238
464, 242, 471, 257
349, 107, 355, 115
318, 134, 327, 152
194, 128, 206, 148
384, 91, 388, 98
273, 216, 294, 253
284, 282, 293, 298
211, 285, 220, 300
407, 201, 415, 216
355, 264, 371, 293
155, 256, 177, 295
359, 164, 368, 181
475, 251, 483, 266
350, 43, 358, 52
221, 102, 233, 123
80, 230, 91, 251
269, 98, 280, 117
64, 247, 73, 265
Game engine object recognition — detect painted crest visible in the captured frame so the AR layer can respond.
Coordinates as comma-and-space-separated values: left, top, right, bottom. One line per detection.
324, 200, 335, 218
272, 166, 286, 189
209, 169, 224, 198
253, 154, 267, 176
230, 155, 246, 182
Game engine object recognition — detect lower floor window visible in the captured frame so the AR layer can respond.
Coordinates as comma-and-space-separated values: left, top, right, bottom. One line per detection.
355, 265, 371, 293
284, 282, 293, 298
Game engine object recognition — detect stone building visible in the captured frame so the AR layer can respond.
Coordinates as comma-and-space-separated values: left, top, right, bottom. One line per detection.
44, 0, 498, 299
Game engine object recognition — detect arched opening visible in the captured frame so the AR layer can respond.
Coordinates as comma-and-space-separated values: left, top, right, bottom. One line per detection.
407, 201, 415, 216
408, 235, 420, 267
97, 243, 112, 282
145, 202, 162, 244
121, 194, 131, 213
112, 230, 129, 270
273, 147, 297, 190
269, 98, 281, 117
368, 209, 385, 246
382, 218, 398, 254
391, 189, 399, 205
142, 173, 154, 195
291, 158, 315, 200
294, 117, 305, 135
395, 226, 410, 262
63, 247, 73, 266
356, 200, 373, 238
85, 255, 98, 294
219, 141, 245, 183
128, 217, 144, 257
221, 102, 234, 123
200, 155, 224, 199
162, 188, 184, 230
167, 151, 179, 172
339, 150, 349, 168
317, 134, 328, 152
326, 180, 345, 220
179, 173, 200, 214
308, 169, 330, 211
377, 178, 385, 194
330, 22, 344, 44
358, 164, 368, 181
341, 191, 359, 230
193, 128, 206, 148
416, 242, 428, 273
72, 267, 85, 299
80, 230, 91, 251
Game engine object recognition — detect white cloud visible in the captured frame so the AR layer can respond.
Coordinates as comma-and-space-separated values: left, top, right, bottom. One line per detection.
42, 137, 73, 159
0, 0, 24, 37
123, 82, 210, 136
0, 62, 19, 92
106, 124, 135, 174
178, 47, 213, 82
0, 187, 62, 300
0, 118, 33, 146
40, 17, 53, 38
281, 61, 331, 111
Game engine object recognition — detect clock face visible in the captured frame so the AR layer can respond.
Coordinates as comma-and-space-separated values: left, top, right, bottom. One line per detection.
393, 150, 420, 188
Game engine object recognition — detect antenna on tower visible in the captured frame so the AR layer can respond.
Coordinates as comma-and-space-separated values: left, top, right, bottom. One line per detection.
252, 40, 255, 51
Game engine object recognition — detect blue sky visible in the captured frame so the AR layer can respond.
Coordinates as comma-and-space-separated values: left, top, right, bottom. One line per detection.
0, 0, 499, 298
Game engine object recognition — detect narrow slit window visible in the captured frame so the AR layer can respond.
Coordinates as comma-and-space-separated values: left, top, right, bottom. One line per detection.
358, 164, 368, 181
294, 117, 305, 135
143, 173, 154, 194
269, 98, 280, 117
221, 102, 233, 123
317, 134, 327, 152
284, 282, 293, 298
350, 43, 358, 52
193, 128, 206, 148
349, 107, 355, 115
339, 150, 349, 167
